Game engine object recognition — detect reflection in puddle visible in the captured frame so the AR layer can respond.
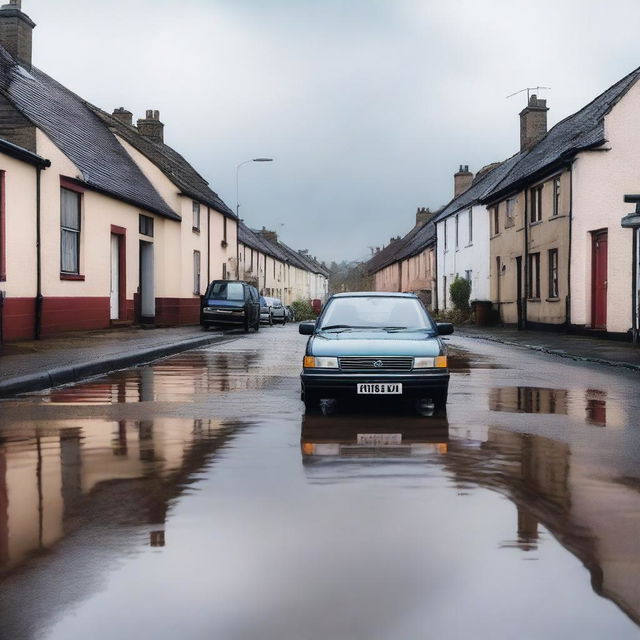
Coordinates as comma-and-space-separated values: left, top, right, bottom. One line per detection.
0, 417, 243, 577
489, 386, 609, 426
44, 351, 261, 404
301, 412, 449, 460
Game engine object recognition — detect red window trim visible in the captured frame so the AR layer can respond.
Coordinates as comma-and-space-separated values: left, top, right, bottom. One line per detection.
0, 171, 6, 281
110, 225, 127, 320
60, 176, 86, 193
60, 273, 85, 281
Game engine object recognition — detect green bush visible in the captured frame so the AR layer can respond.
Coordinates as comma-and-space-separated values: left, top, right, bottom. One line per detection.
291, 299, 316, 321
449, 276, 471, 312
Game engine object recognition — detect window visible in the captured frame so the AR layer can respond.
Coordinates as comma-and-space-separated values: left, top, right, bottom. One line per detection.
193, 250, 201, 294
250, 249, 254, 271
468, 208, 473, 244
530, 186, 543, 223
222, 262, 227, 280
455, 214, 459, 249
443, 221, 448, 251
528, 252, 540, 298
493, 205, 499, 235
465, 269, 472, 283
223, 216, 228, 244
61, 187, 81, 274
139, 214, 154, 237
553, 177, 561, 216
506, 197, 516, 227
442, 276, 447, 308
548, 249, 559, 298
192, 201, 200, 231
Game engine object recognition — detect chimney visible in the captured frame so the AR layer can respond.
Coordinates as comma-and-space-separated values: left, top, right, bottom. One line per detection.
112, 107, 133, 127
454, 165, 473, 197
258, 227, 278, 243
520, 94, 548, 151
0, 0, 35, 68
415, 207, 435, 227
137, 109, 164, 143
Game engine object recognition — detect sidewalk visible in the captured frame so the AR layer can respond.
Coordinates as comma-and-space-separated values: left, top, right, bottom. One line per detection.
0, 325, 230, 397
456, 325, 640, 372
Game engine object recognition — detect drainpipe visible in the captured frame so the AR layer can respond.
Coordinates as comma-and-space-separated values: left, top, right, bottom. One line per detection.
567, 163, 573, 332
35, 166, 43, 339
633, 229, 638, 344
523, 190, 529, 330
433, 240, 439, 311
206, 207, 211, 285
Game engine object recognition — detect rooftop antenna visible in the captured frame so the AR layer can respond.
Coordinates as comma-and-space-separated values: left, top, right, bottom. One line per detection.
506, 86, 551, 101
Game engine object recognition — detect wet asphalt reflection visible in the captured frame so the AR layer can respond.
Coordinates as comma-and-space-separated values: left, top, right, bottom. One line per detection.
0, 325, 639, 639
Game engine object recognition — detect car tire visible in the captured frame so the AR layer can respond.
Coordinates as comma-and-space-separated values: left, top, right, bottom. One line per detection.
243, 315, 250, 333
254, 316, 260, 332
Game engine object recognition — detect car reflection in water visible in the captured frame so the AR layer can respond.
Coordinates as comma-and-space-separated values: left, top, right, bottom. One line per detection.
301, 411, 449, 462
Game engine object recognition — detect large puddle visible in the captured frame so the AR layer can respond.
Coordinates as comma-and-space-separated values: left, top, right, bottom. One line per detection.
0, 329, 638, 639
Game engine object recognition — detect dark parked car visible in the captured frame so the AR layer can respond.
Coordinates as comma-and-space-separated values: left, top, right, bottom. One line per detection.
299, 292, 453, 412
201, 280, 260, 332
260, 296, 273, 326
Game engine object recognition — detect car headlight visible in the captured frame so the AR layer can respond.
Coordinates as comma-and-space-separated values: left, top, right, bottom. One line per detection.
414, 356, 448, 369
303, 356, 339, 368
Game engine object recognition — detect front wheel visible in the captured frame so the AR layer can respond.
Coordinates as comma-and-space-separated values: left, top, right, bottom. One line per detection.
243, 315, 250, 333
254, 316, 260, 331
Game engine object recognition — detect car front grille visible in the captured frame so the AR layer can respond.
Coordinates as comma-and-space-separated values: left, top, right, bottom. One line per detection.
338, 356, 413, 371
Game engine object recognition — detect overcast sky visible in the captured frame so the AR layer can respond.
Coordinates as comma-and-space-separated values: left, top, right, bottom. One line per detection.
25, 0, 640, 263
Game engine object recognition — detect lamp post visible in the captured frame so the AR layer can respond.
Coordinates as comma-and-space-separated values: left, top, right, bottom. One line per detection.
622, 194, 640, 344
236, 157, 273, 217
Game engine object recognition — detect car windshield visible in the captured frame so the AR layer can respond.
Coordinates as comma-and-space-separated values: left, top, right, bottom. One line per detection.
208, 282, 245, 301
318, 296, 433, 331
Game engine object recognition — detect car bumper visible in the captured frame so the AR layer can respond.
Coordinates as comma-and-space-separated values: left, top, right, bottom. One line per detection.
301, 370, 449, 398
202, 309, 245, 326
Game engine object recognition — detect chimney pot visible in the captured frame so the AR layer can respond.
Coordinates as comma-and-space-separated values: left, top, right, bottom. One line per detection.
137, 109, 164, 143
519, 94, 548, 151
112, 107, 133, 126
0, 0, 35, 68
453, 165, 474, 198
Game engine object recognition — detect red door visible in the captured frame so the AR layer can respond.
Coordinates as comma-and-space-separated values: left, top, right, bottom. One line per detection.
591, 231, 608, 329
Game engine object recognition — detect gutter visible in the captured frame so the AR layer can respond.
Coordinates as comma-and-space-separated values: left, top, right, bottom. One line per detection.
567, 161, 573, 331
35, 166, 43, 339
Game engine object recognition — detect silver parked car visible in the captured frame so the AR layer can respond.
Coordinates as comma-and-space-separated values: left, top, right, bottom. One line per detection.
267, 297, 287, 325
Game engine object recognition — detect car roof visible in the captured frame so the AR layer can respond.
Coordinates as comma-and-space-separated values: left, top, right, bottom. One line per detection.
330, 291, 418, 299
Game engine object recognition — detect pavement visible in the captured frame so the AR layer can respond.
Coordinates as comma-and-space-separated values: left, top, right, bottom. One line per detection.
0, 325, 234, 397
1, 322, 639, 398
456, 325, 640, 371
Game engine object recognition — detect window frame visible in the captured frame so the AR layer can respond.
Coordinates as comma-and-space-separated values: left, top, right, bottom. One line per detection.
192, 201, 201, 232
548, 248, 559, 298
530, 186, 543, 223
552, 176, 561, 216
468, 207, 473, 244
493, 205, 499, 235
528, 252, 541, 299
193, 250, 201, 294
455, 214, 459, 249
60, 186, 82, 276
139, 214, 154, 237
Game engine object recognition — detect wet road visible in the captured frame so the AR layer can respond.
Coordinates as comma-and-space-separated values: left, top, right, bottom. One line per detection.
0, 325, 639, 639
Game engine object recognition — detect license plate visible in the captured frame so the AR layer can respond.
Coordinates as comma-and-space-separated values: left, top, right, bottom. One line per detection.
357, 433, 402, 445
357, 383, 402, 395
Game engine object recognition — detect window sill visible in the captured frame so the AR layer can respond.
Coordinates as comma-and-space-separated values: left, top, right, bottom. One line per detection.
465, 243, 473, 248
490, 233, 501, 239
548, 214, 568, 222
60, 273, 85, 281
546, 296, 561, 302
527, 297, 541, 302
529, 220, 543, 227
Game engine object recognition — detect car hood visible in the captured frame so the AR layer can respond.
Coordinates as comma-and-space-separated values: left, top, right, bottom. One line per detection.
309, 331, 443, 357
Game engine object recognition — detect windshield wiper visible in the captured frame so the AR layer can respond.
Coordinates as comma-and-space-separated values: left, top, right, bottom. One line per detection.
383, 326, 431, 332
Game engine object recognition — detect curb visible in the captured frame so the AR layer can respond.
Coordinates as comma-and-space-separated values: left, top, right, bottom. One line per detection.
0, 331, 230, 398
457, 332, 640, 372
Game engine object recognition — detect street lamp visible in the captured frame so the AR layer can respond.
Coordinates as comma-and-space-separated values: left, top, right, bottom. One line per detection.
236, 157, 273, 217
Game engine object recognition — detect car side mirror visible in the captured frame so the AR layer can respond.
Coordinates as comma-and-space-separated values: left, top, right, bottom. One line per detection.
299, 322, 316, 335
437, 322, 454, 336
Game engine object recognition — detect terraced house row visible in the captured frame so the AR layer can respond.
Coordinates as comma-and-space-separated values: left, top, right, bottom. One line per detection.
369, 67, 640, 341
0, 2, 327, 341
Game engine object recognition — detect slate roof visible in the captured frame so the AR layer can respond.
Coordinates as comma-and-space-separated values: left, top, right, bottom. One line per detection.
0, 46, 179, 220
91, 106, 235, 218
237, 222, 289, 263
483, 67, 640, 201
366, 216, 438, 275
433, 151, 526, 222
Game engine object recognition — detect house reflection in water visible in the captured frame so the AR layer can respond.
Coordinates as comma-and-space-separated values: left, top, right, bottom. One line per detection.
0, 416, 240, 576
45, 351, 261, 405
489, 386, 610, 427
446, 427, 640, 626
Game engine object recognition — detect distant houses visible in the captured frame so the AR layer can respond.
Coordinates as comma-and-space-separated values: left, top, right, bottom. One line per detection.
0, 2, 327, 341
368, 69, 640, 341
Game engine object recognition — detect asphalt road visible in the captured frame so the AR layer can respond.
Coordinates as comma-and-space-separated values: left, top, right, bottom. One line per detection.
0, 324, 639, 639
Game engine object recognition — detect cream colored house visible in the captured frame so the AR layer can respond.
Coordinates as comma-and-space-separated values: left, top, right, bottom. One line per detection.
484, 72, 640, 338
0, 2, 238, 339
